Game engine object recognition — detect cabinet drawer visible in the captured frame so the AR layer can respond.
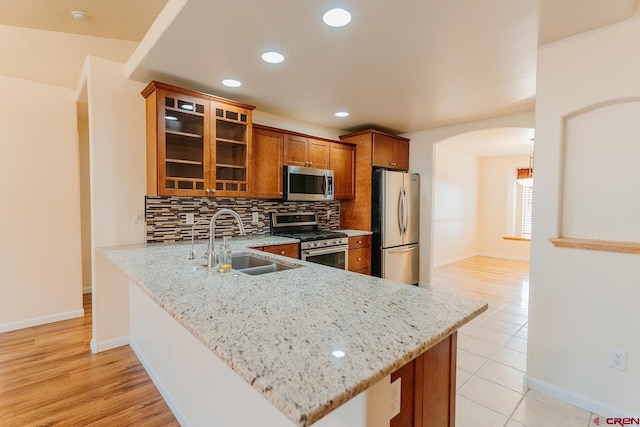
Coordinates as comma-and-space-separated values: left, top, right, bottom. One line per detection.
263, 243, 299, 258
354, 267, 371, 276
348, 235, 372, 249
348, 247, 371, 272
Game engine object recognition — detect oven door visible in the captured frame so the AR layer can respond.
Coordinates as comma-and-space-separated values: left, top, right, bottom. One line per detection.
301, 245, 348, 270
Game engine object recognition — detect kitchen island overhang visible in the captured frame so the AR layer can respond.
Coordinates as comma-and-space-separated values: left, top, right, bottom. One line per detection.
100, 238, 487, 426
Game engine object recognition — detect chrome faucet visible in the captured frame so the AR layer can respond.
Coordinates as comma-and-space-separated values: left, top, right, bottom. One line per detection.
207, 209, 246, 268
188, 219, 211, 260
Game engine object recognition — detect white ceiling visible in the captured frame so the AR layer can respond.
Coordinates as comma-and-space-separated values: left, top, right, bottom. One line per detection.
438, 128, 535, 158
0, 0, 636, 135
127, 0, 637, 133
0, 0, 168, 41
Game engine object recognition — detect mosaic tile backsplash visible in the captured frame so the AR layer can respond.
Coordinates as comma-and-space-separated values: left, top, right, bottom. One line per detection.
145, 196, 341, 243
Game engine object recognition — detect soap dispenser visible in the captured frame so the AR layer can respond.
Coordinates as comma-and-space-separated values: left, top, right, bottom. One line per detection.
218, 237, 232, 273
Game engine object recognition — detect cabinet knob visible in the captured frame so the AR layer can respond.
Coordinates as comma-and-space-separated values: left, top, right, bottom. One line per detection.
357, 240, 362, 244
206, 189, 211, 193
358, 258, 362, 261
308, 162, 312, 166
280, 250, 285, 255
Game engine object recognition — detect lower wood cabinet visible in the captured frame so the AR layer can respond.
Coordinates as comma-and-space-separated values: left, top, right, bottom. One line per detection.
348, 235, 371, 275
262, 243, 299, 259
391, 333, 457, 427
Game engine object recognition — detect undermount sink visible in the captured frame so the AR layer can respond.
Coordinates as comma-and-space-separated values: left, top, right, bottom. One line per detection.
231, 254, 298, 275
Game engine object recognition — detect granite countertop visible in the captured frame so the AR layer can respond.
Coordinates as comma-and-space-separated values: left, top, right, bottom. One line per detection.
339, 229, 373, 237
99, 237, 486, 427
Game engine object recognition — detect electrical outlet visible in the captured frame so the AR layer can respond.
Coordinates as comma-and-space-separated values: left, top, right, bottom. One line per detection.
186, 213, 195, 225
252, 212, 259, 224
390, 377, 401, 419
327, 209, 332, 219
609, 348, 628, 371
131, 213, 142, 227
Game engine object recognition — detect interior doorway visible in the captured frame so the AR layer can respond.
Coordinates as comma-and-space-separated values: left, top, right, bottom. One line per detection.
431, 127, 534, 268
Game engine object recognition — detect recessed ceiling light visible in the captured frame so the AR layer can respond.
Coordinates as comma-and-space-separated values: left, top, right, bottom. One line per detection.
71, 10, 88, 20
323, 8, 352, 27
222, 79, 242, 88
262, 51, 285, 64
335, 111, 349, 117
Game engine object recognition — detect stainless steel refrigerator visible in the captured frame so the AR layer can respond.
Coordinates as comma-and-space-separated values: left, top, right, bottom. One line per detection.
372, 169, 420, 285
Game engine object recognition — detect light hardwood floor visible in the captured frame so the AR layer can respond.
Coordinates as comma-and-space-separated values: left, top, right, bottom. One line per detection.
432, 255, 530, 308
0, 294, 179, 426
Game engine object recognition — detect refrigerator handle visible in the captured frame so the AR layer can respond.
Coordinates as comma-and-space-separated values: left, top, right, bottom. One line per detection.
403, 189, 409, 233
397, 190, 404, 235
387, 244, 418, 253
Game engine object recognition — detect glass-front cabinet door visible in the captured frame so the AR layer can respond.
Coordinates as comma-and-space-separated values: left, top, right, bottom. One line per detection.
143, 81, 255, 197
212, 102, 252, 196
160, 91, 210, 195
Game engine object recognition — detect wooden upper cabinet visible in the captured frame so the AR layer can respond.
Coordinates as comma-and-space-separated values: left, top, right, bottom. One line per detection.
373, 133, 410, 171
283, 134, 308, 167
307, 139, 330, 169
212, 102, 253, 196
284, 134, 330, 169
330, 142, 355, 199
251, 125, 284, 199
142, 81, 255, 197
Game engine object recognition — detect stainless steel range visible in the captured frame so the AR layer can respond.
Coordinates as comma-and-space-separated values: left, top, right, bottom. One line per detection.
270, 212, 348, 269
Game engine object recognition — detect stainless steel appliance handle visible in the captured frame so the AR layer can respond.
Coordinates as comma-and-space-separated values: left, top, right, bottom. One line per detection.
322, 172, 328, 198
388, 245, 417, 253
403, 189, 409, 233
397, 190, 404, 235
303, 246, 348, 257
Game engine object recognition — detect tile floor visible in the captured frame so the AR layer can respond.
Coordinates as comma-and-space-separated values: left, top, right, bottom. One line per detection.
434, 257, 603, 427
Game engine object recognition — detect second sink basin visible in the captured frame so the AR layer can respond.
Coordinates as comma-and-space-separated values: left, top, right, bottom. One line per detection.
231, 254, 298, 275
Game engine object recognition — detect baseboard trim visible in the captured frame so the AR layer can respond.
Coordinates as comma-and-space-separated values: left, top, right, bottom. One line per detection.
129, 339, 190, 427
433, 253, 478, 268
0, 309, 84, 333
90, 335, 129, 353
418, 281, 434, 290
477, 252, 530, 262
526, 375, 635, 417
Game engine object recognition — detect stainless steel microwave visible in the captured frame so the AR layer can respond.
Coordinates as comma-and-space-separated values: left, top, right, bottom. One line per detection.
283, 166, 334, 201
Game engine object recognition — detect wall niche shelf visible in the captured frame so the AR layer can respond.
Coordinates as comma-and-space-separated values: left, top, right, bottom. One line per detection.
553, 98, 640, 256
549, 237, 640, 255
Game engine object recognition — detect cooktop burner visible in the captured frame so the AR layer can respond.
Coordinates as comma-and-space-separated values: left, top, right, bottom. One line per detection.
270, 212, 347, 243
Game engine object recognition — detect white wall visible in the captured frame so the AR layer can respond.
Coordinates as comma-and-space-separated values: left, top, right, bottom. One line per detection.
478, 155, 531, 260
432, 145, 479, 266
77, 106, 92, 291
80, 56, 147, 351
0, 75, 83, 331
529, 12, 640, 415
405, 111, 534, 285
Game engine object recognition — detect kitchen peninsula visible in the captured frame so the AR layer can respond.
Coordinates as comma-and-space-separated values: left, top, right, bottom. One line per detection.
100, 237, 486, 427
